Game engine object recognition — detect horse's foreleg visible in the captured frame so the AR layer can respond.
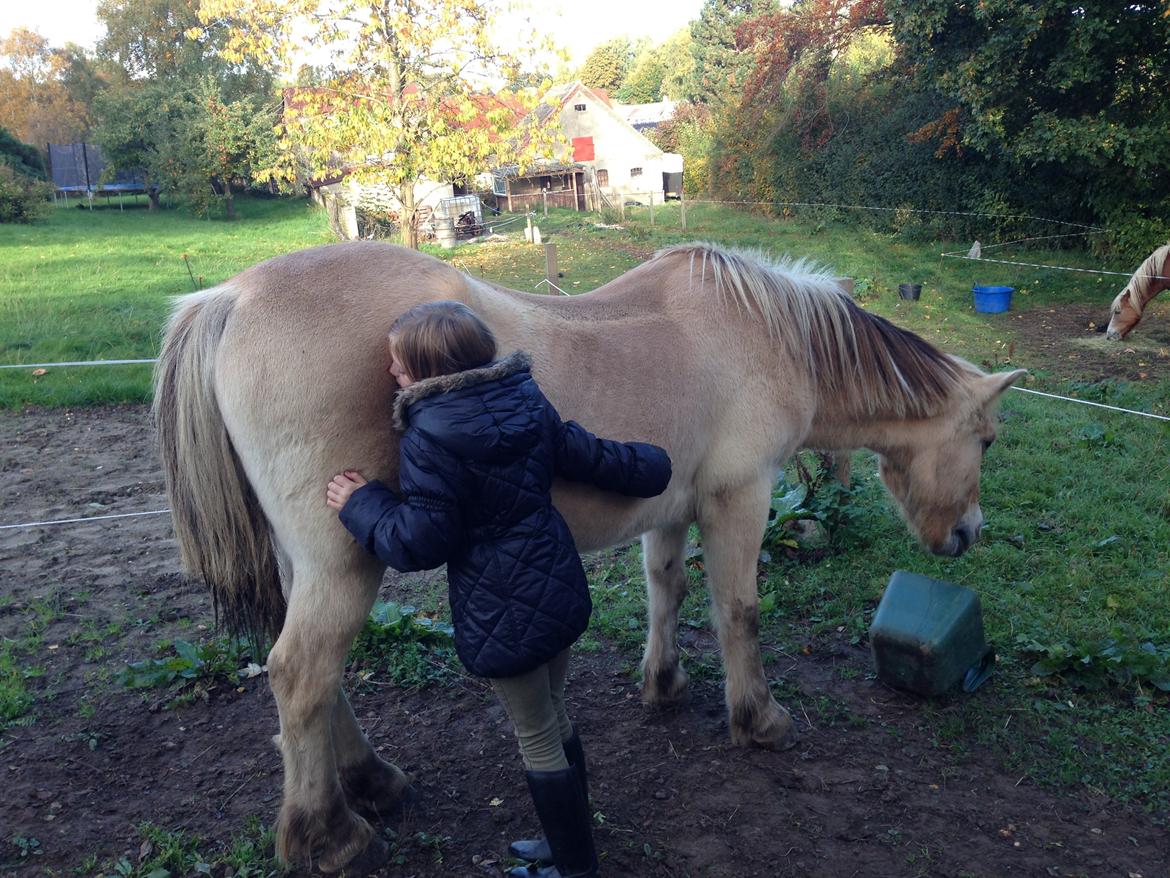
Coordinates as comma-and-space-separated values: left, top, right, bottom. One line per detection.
698, 480, 797, 750
333, 688, 413, 822
268, 567, 386, 873
640, 523, 691, 706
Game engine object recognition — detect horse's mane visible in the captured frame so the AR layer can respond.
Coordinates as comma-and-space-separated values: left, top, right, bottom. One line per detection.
654, 242, 967, 419
1111, 241, 1170, 316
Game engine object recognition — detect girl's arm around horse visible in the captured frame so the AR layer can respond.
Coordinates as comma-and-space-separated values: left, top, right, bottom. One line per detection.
545, 402, 672, 498
335, 435, 468, 572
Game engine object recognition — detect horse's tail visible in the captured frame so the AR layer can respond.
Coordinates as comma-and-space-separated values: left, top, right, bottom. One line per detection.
153, 284, 285, 653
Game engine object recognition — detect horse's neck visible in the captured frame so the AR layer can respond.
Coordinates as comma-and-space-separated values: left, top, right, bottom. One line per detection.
1148, 255, 1170, 305
802, 382, 960, 454
803, 410, 903, 454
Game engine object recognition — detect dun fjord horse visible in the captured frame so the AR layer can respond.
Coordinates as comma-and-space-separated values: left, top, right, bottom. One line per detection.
1106, 241, 1170, 340
155, 241, 1024, 871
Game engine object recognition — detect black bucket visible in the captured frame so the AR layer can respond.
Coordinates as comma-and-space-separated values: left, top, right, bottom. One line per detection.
898, 283, 922, 301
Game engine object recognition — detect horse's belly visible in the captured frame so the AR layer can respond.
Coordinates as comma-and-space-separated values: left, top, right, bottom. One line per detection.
553, 482, 693, 552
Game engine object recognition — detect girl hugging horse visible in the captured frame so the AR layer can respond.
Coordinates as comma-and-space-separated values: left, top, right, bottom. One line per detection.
326, 301, 671, 878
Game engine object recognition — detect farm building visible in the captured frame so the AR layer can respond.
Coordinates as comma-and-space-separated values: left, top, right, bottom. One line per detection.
494, 82, 684, 212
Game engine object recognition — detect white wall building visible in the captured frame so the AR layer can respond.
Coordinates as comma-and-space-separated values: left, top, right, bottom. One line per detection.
513, 82, 683, 207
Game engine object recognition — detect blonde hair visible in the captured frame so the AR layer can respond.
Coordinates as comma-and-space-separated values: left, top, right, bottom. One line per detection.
389, 301, 497, 380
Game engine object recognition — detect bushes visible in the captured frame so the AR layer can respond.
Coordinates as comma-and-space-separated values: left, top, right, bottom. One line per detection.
0, 125, 52, 223
0, 126, 47, 180
0, 164, 52, 223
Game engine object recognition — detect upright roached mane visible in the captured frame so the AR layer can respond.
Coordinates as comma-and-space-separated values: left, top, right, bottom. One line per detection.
660, 243, 965, 419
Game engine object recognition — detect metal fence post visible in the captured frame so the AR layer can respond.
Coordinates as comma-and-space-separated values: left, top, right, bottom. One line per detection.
649, 192, 654, 226
680, 195, 687, 231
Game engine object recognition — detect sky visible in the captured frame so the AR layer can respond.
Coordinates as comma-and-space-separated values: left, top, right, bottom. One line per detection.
0, 0, 706, 65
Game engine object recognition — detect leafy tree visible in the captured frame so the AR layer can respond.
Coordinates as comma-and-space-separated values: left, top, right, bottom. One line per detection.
94, 76, 277, 215
91, 0, 279, 215
197, 0, 564, 248
180, 78, 278, 217
886, 0, 1170, 247
657, 29, 695, 102
98, 0, 251, 82
0, 28, 101, 145
579, 38, 635, 95
687, 0, 776, 103
92, 80, 190, 208
732, 0, 888, 150
616, 41, 671, 103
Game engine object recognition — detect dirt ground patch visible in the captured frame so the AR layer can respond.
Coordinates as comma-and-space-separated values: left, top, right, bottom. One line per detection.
1005, 299, 1170, 381
2, 406, 1168, 878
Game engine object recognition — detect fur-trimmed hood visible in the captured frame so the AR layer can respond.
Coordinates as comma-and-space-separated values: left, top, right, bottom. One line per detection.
392, 350, 532, 430
393, 350, 541, 462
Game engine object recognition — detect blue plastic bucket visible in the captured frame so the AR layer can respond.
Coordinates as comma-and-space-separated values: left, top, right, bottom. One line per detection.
972, 285, 1014, 313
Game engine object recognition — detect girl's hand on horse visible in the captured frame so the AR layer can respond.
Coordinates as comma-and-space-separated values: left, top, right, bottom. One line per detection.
326, 470, 368, 511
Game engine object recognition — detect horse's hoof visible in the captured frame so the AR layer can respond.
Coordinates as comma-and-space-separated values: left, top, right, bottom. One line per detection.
322, 833, 390, 876
730, 701, 798, 751
340, 753, 416, 823
641, 663, 689, 707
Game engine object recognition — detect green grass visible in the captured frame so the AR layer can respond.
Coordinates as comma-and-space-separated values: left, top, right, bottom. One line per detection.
78, 820, 286, 878
0, 196, 333, 408
0, 643, 35, 729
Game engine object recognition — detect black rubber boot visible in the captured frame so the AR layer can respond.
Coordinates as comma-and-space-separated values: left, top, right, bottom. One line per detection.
509, 732, 588, 865
505, 766, 598, 878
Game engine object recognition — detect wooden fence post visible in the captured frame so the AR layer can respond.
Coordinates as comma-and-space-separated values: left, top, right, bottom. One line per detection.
542, 190, 548, 217
649, 192, 655, 226
545, 242, 557, 290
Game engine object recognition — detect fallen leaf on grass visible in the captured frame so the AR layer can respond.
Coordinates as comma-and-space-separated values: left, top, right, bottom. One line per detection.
32, 368, 47, 376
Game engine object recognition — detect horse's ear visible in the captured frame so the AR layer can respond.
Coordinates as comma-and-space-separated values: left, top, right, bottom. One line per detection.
977, 368, 1027, 402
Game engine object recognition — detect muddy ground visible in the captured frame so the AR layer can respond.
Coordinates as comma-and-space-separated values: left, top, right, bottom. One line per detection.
2, 305, 1169, 878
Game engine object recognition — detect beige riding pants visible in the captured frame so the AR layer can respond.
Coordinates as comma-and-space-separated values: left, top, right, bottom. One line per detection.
489, 648, 574, 772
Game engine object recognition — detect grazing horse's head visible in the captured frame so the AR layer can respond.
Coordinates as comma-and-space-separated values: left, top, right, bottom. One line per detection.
1105, 287, 1142, 340
1105, 244, 1170, 341
875, 369, 1026, 557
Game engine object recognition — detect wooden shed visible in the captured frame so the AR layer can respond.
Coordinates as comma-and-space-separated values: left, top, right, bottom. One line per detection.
492, 162, 588, 212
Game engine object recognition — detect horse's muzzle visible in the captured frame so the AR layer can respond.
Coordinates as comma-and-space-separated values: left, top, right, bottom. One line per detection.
934, 522, 979, 557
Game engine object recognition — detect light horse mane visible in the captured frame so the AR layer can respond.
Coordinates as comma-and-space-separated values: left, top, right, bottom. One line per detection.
1111, 241, 1170, 316
653, 242, 966, 419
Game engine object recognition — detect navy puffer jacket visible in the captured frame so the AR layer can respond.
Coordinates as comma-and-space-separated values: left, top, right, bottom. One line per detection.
339, 351, 672, 678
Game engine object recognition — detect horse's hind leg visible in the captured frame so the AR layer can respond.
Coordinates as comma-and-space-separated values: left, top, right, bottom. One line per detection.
698, 479, 797, 750
640, 523, 691, 706
334, 687, 413, 822
268, 560, 387, 872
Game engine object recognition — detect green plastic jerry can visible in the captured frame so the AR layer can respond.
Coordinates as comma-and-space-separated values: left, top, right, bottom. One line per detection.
869, 571, 996, 697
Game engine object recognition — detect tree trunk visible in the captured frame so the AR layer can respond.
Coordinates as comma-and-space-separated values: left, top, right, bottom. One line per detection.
224, 184, 235, 220
148, 187, 160, 210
